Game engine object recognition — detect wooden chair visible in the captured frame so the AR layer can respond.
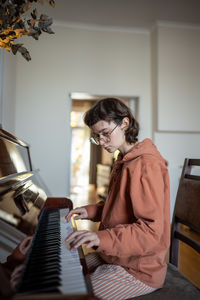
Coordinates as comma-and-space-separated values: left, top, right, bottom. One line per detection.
132, 158, 200, 300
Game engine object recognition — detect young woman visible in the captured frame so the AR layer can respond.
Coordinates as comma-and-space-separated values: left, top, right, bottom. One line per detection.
66, 98, 170, 300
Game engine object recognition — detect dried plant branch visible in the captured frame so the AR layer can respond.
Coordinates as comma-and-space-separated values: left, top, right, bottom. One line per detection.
0, 0, 55, 61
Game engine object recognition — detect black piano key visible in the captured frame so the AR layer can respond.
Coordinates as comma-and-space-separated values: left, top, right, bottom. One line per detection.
30, 249, 60, 257
20, 278, 61, 292
24, 268, 60, 277
31, 249, 60, 256
21, 286, 60, 295
37, 230, 60, 236
22, 274, 60, 286
33, 240, 60, 247
17, 208, 64, 295
25, 262, 61, 273
27, 256, 60, 265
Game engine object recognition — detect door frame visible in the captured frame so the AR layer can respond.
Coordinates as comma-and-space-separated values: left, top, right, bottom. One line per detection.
66, 92, 139, 195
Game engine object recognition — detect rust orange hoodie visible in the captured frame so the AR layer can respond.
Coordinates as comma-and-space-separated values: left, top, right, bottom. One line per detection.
84, 138, 170, 288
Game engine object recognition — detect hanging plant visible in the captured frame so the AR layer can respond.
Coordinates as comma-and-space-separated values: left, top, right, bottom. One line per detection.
0, 0, 55, 61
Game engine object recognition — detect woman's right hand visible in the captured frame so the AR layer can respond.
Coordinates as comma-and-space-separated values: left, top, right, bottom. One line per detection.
66, 207, 88, 222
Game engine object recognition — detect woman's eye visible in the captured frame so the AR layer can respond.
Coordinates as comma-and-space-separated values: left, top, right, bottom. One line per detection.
103, 132, 110, 137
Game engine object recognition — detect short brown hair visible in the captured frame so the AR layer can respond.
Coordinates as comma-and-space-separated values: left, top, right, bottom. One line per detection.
84, 98, 139, 144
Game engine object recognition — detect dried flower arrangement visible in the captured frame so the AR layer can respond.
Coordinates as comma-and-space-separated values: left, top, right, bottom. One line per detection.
0, 0, 55, 61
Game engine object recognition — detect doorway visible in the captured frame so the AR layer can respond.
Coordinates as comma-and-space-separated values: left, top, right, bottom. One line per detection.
69, 93, 138, 205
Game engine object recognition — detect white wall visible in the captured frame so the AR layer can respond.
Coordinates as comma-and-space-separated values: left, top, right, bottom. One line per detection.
152, 24, 200, 219
157, 25, 200, 132
0, 51, 3, 127
0, 50, 16, 133
154, 132, 200, 220
15, 25, 150, 197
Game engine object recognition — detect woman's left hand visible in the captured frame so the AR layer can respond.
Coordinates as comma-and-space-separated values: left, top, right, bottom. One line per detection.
10, 264, 24, 291
65, 230, 100, 250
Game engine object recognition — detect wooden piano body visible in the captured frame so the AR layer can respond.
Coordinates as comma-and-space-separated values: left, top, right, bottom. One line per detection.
0, 129, 95, 299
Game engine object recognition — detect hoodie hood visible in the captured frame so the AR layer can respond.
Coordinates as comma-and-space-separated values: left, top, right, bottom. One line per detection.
117, 138, 168, 166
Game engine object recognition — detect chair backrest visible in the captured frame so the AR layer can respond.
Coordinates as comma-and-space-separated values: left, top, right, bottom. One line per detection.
170, 158, 200, 266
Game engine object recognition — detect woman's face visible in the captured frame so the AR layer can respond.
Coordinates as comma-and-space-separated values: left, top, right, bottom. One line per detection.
90, 120, 127, 153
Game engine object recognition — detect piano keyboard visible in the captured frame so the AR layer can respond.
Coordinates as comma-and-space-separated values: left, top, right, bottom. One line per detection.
17, 208, 88, 295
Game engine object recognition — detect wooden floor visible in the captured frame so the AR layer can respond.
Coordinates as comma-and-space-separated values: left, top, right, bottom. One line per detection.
70, 184, 200, 289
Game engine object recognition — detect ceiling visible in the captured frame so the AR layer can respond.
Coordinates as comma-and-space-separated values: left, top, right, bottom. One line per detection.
44, 0, 200, 30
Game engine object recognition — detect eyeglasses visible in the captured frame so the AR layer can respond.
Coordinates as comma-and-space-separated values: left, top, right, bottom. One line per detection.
90, 124, 119, 145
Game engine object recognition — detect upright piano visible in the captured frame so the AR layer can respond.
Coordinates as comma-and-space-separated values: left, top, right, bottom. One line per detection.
0, 129, 95, 299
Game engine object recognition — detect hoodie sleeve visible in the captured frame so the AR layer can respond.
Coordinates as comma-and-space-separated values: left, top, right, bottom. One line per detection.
83, 200, 105, 222
96, 158, 169, 257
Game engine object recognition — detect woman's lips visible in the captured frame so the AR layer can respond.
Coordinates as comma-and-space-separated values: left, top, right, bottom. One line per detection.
104, 146, 111, 151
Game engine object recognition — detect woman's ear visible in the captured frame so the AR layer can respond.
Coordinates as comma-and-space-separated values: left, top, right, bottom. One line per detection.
121, 117, 130, 130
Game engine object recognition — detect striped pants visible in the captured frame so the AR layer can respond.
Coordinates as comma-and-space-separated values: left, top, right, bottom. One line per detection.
85, 253, 157, 300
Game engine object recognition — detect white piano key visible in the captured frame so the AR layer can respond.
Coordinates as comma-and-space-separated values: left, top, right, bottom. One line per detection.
59, 208, 87, 295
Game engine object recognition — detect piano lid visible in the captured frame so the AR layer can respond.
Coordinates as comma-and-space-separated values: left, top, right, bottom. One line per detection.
0, 128, 32, 178
0, 128, 35, 198
0, 129, 47, 235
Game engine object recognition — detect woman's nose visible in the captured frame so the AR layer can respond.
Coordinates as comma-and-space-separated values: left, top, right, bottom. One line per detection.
99, 138, 105, 146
